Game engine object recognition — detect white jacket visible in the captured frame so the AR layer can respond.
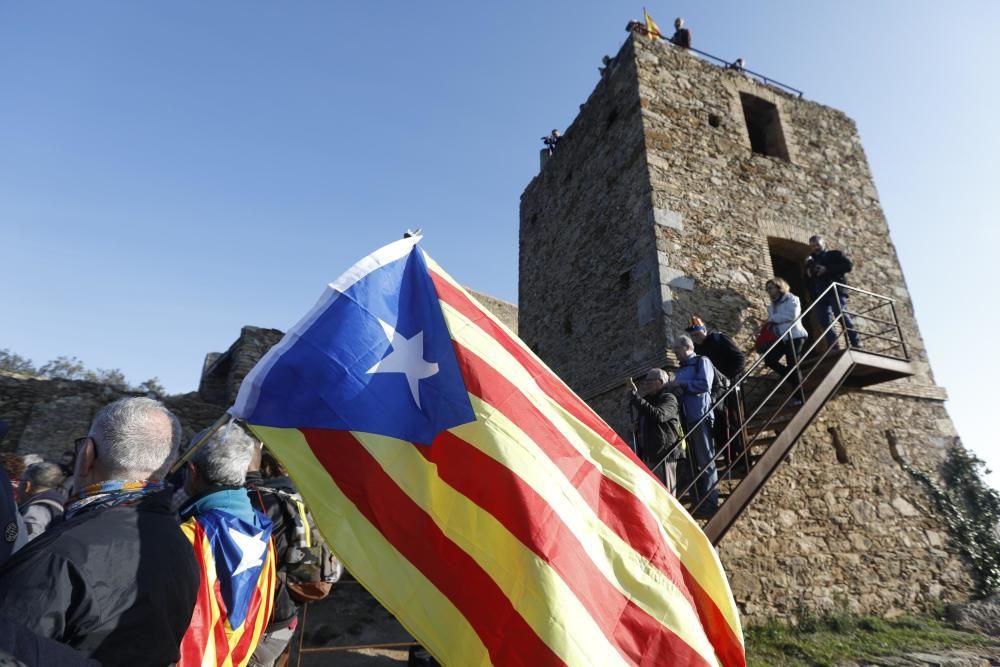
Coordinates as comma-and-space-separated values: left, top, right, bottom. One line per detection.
768, 293, 809, 339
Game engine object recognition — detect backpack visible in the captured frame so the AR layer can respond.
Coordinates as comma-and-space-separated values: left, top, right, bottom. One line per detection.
255, 485, 343, 603
708, 358, 731, 406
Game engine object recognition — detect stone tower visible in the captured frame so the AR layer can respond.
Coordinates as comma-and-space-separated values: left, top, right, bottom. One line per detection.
519, 32, 973, 620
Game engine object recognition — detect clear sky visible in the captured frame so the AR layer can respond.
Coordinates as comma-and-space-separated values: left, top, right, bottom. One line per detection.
2, 2, 997, 486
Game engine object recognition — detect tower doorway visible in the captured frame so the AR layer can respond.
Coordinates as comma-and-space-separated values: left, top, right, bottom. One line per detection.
767, 237, 820, 340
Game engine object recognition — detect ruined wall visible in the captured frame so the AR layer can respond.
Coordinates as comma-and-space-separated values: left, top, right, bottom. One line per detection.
518, 31, 975, 621
0, 373, 220, 462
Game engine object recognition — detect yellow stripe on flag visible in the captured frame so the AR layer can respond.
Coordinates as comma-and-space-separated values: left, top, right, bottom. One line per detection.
645, 9, 662, 39
247, 425, 491, 666
438, 290, 744, 649
451, 398, 724, 667
351, 431, 633, 667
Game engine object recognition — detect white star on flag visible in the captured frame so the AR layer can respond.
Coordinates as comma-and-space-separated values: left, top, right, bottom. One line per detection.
367, 318, 440, 408
229, 528, 268, 577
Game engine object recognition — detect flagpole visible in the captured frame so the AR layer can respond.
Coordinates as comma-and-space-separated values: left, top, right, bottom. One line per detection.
168, 411, 231, 475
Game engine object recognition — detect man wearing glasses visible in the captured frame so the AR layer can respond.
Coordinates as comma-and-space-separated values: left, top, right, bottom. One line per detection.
0, 397, 199, 667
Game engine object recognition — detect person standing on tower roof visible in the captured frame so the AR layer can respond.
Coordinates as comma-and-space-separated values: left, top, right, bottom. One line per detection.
671, 18, 692, 49
541, 129, 561, 155
805, 234, 861, 350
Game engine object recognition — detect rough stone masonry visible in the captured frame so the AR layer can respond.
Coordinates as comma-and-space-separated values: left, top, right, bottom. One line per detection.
518, 31, 974, 621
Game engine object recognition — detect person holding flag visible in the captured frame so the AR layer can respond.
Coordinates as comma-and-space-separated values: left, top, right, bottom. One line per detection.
178, 426, 277, 667
228, 235, 746, 666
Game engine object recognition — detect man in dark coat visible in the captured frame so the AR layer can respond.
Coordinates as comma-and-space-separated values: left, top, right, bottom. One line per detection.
628, 369, 683, 494
670, 17, 692, 48
806, 234, 861, 349
686, 316, 747, 469
0, 397, 199, 667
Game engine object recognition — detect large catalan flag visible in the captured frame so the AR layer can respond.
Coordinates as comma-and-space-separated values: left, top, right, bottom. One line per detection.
231, 236, 745, 666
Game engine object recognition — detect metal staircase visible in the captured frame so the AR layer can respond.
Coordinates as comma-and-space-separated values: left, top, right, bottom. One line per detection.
651, 283, 915, 545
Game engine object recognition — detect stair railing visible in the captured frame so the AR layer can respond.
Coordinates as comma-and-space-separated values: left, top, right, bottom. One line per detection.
649, 283, 908, 519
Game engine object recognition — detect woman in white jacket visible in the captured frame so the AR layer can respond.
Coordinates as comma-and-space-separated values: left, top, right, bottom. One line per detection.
764, 277, 809, 377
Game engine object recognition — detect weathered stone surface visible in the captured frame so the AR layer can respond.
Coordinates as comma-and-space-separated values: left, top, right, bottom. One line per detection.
518, 32, 975, 622
947, 594, 1000, 637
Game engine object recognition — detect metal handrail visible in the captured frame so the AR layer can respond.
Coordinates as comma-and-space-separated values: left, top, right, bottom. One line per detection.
647, 283, 907, 513
634, 26, 805, 98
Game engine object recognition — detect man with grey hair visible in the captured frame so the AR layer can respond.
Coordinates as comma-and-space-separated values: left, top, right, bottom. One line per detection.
0, 397, 199, 666
178, 423, 276, 664
628, 368, 683, 494
18, 461, 66, 540
671, 335, 719, 517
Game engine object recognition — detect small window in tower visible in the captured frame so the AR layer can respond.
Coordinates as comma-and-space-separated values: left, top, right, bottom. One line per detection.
740, 93, 789, 161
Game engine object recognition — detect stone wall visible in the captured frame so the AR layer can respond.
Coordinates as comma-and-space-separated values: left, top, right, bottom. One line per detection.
720, 392, 971, 621
518, 30, 976, 621
520, 37, 667, 401
0, 373, 221, 462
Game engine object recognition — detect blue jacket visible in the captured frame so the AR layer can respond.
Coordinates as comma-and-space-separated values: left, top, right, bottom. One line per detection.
675, 354, 715, 424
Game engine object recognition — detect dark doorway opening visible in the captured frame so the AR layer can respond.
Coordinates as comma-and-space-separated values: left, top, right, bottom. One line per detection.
767, 237, 821, 341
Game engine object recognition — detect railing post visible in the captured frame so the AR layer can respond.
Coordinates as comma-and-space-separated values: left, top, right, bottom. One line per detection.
889, 300, 909, 360
834, 284, 850, 350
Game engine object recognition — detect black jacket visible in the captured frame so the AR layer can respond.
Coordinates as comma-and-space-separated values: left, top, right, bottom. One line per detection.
0, 616, 100, 667
631, 387, 684, 464
245, 472, 299, 631
806, 249, 853, 297
0, 489, 199, 667
694, 331, 746, 381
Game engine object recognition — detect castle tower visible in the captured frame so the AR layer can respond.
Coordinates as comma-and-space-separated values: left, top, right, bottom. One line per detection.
519, 32, 973, 621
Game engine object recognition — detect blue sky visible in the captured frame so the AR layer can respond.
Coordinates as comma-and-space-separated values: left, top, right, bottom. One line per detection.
2, 1, 997, 485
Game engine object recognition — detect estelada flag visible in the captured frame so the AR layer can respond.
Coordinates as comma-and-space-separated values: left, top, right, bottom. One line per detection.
231, 236, 745, 666
178, 507, 276, 667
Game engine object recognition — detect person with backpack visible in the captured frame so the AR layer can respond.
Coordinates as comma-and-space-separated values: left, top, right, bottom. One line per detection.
18, 462, 66, 541
245, 445, 341, 667
671, 335, 718, 517
628, 369, 684, 494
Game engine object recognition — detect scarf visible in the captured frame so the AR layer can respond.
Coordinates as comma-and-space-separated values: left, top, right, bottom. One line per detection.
64, 479, 165, 520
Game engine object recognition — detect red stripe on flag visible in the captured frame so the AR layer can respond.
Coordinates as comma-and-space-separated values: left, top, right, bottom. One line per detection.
301, 427, 567, 667
430, 430, 712, 666
178, 522, 214, 667
229, 546, 274, 665
448, 338, 746, 667
430, 272, 639, 461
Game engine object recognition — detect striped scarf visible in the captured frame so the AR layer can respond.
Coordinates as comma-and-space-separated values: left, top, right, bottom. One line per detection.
64, 479, 165, 520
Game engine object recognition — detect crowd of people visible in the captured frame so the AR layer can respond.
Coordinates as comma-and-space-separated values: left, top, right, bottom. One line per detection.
629, 234, 860, 514
0, 397, 339, 667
